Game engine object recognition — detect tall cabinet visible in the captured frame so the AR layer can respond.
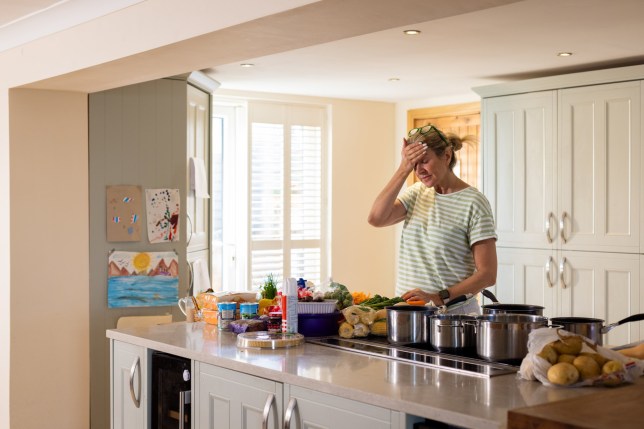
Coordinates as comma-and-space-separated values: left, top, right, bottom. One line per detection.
476, 66, 644, 345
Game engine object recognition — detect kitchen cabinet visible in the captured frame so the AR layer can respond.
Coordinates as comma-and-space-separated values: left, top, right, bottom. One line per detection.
496, 249, 640, 345
194, 361, 405, 429
186, 82, 211, 254
283, 384, 398, 429
194, 362, 283, 429
111, 341, 147, 429
478, 73, 643, 342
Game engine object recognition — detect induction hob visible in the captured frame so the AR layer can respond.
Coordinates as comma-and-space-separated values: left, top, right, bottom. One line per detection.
306, 336, 519, 378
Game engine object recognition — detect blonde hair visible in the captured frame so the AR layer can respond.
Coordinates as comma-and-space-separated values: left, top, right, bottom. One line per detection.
409, 125, 476, 170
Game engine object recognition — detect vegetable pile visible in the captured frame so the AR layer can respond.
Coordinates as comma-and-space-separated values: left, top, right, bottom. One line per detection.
358, 294, 405, 310
323, 282, 354, 310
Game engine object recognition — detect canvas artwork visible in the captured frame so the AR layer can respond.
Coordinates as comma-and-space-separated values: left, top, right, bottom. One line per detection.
106, 185, 142, 242
108, 250, 179, 308
145, 188, 180, 243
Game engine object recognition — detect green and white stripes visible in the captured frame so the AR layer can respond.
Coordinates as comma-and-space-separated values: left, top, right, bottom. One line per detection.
396, 183, 496, 296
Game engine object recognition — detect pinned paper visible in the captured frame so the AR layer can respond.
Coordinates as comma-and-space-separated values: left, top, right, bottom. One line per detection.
146, 188, 180, 243
106, 185, 142, 242
190, 157, 210, 198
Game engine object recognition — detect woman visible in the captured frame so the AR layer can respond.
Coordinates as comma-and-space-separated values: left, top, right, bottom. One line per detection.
368, 124, 497, 313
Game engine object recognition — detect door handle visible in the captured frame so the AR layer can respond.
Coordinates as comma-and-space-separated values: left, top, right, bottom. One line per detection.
546, 212, 556, 243
129, 356, 141, 408
179, 390, 190, 429
284, 398, 298, 429
559, 257, 568, 289
559, 212, 569, 244
262, 393, 276, 429
546, 256, 555, 288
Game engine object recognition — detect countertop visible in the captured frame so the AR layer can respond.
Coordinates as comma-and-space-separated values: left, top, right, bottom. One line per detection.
106, 322, 643, 429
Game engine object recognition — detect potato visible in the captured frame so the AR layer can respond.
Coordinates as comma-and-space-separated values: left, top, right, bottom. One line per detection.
557, 354, 576, 364
547, 362, 580, 386
579, 352, 609, 368
572, 355, 601, 380
551, 336, 583, 355
538, 344, 559, 364
602, 360, 624, 375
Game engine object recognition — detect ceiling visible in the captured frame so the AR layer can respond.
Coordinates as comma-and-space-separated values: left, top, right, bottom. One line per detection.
4, 0, 644, 103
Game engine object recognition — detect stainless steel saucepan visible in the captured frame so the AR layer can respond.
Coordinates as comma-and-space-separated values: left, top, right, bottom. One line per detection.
480, 289, 545, 316
549, 313, 644, 345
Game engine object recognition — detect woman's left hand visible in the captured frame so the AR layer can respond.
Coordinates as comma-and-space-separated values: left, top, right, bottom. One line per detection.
401, 288, 442, 306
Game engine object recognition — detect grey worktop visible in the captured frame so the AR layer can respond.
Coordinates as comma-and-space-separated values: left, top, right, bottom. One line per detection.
106, 322, 639, 429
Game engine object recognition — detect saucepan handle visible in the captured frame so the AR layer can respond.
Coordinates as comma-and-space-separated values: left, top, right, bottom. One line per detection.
481, 289, 499, 303
600, 312, 644, 334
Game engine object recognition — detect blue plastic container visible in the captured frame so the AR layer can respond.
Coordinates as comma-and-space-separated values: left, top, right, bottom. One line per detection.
297, 311, 341, 337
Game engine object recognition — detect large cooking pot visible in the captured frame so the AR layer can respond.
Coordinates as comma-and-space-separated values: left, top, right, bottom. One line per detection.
480, 289, 545, 316
549, 313, 644, 345
386, 305, 437, 345
429, 314, 476, 352
475, 314, 548, 363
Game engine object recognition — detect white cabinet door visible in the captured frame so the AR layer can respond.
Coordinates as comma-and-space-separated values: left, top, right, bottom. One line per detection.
112, 341, 147, 429
186, 84, 211, 253
482, 91, 557, 250
495, 248, 557, 318
559, 81, 641, 253
558, 251, 641, 344
283, 384, 396, 429
194, 362, 283, 429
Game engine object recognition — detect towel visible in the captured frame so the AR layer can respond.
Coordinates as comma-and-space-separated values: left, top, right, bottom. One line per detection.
189, 157, 210, 198
191, 258, 211, 294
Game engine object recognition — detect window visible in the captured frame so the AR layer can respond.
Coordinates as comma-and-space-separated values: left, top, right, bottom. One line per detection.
212, 100, 328, 292
248, 102, 328, 289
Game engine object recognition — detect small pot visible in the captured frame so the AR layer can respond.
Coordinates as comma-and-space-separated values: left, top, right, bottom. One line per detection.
550, 313, 644, 345
429, 314, 476, 352
475, 314, 548, 363
480, 289, 545, 316
481, 304, 545, 316
386, 305, 437, 345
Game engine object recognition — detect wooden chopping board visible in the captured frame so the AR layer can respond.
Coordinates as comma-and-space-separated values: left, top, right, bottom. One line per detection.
507, 382, 644, 429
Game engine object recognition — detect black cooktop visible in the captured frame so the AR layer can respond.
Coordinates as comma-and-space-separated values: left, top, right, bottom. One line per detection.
306, 336, 519, 378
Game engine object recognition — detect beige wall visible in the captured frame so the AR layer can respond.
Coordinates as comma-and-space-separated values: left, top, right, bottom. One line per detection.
9, 89, 89, 429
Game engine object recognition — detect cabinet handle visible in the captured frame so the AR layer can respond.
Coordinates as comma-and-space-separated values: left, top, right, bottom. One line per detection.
559, 257, 568, 289
284, 398, 298, 429
129, 356, 141, 408
546, 212, 556, 243
179, 390, 190, 429
186, 213, 193, 246
559, 212, 569, 244
262, 393, 276, 429
545, 256, 555, 288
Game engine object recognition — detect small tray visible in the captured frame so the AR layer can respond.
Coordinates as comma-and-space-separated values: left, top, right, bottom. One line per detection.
297, 300, 338, 314
236, 331, 305, 349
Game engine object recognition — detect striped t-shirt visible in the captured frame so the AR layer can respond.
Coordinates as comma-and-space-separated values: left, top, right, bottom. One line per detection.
396, 183, 497, 297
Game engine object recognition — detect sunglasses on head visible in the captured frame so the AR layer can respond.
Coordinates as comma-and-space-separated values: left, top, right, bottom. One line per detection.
408, 124, 448, 145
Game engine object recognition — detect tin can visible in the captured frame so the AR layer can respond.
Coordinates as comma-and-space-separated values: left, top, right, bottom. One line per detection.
240, 302, 259, 319
267, 311, 282, 333
217, 302, 236, 330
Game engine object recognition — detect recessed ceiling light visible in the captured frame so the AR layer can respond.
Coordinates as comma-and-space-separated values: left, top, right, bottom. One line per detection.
403, 29, 421, 35
388, 77, 400, 82
240, 63, 254, 68
557, 52, 573, 57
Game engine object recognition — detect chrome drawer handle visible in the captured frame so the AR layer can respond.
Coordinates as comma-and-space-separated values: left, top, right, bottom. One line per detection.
284, 398, 298, 429
560, 212, 569, 244
559, 257, 568, 289
546, 212, 556, 243
546, 256, 555, 288
129, 356, 141, 408
262, 393, 276, 429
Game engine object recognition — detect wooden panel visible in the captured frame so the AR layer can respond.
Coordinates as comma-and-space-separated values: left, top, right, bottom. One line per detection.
507, 382, 644, 429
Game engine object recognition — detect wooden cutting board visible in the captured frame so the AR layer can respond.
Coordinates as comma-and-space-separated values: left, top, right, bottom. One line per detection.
507, 382, 644, 429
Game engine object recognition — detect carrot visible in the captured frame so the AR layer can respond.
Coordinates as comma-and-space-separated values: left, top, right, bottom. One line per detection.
406, 299, 426, 306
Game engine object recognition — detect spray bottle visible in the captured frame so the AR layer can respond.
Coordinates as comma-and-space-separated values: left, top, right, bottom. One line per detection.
281, 277, 298, 334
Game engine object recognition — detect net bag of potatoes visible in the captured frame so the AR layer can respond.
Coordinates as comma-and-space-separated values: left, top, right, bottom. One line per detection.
518, 327, 643, 387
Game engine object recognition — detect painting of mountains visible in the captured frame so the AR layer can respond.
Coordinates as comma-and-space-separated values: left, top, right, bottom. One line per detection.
108, 250, 179, 308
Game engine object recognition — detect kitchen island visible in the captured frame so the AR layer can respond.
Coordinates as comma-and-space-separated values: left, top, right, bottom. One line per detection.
107, 322, 642, 429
